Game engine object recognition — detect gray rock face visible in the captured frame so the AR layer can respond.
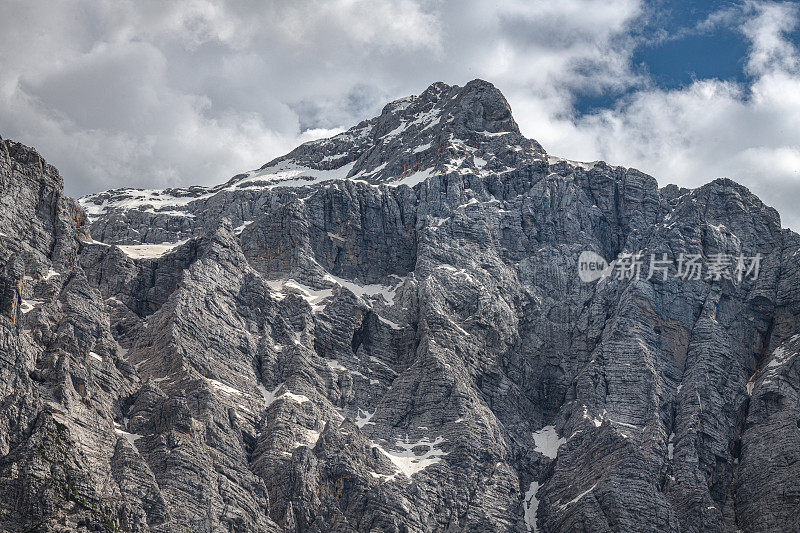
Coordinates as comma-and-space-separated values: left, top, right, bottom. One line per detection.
1, 80, 799, 532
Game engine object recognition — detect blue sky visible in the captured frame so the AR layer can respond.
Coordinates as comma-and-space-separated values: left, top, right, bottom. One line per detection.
575, 0, 755, 113
636, 1, 752, 86
1, 0, 799, 228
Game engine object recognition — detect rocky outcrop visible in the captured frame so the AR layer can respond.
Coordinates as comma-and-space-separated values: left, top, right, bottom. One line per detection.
1, 81, 799, 532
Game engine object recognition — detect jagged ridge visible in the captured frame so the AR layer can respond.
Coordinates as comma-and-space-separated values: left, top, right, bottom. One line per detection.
1, 81, 800, 532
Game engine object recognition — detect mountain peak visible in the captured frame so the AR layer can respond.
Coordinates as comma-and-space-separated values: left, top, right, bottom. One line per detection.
458, 79, 519, 134
78, 79, 551, 228
379, 79, 519, 136
246, 79, 537, 188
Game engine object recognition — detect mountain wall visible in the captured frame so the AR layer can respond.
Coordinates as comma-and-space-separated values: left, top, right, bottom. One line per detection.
1, 80, 799, 532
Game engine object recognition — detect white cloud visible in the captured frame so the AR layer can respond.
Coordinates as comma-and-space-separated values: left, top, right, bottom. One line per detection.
0, 0, 446, 195
531, 1, 800, 229
0, 0, 799, 229
742, 0, 799, 74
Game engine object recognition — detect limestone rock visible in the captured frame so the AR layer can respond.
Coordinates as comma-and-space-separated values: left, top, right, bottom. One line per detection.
1, 81, 799, 532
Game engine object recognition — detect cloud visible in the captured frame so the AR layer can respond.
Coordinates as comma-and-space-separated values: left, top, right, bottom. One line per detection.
0, 0, 798, 230
741, 0, 799, 74
533, 0, 800, 229
0, 0, 446, 195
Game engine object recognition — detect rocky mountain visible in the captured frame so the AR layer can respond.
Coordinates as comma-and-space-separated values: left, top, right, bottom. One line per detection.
1, 79, 799, 532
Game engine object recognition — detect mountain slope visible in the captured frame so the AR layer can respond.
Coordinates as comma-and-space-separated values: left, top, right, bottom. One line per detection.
1, 80, 799, 532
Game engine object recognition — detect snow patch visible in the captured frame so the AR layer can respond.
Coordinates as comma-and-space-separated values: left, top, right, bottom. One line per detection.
373, 436, 448, 478
435, 264, 474, 282
208, 378, 242, 396
767, 345, 795, 370
408, 107, 441, 130
233, 161, 356, 190
114, 422, 143, 453
19, 299, 42, 314
547, 155, 598, 170
532, 425, 565, 459
355, 408, 376, 428
524, 481, 540, 532
117, 240, 186, 259
282, 279, 334, 312
258, 383, 310, 407
323, 273, 398, 306
582, 406, 603, 427
80, 160, 358, 219
392, 167, 434, 187
382, 121, 408, 139
326, 359, 348, 372
257, 383, 282, 407
79, 189, 206, 219
378, 315, 402, 330
558, 483, 598, 510
413, 142, 432, 153
234, 220, 253, 234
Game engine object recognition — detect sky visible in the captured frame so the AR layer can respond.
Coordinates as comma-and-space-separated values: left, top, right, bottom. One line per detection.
1, 0, 800, 229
